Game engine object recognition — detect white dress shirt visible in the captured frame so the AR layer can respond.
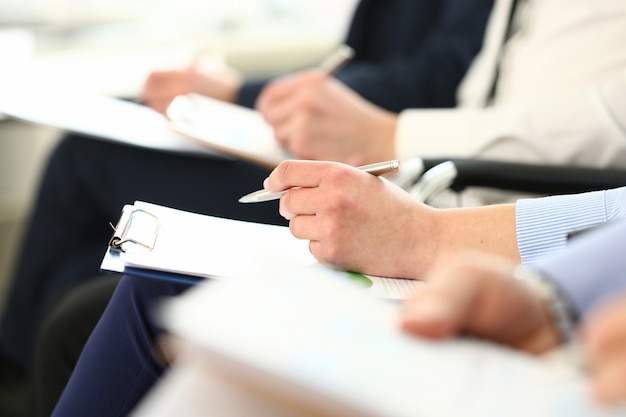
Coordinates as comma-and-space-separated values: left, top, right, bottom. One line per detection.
395, 0, 626, 168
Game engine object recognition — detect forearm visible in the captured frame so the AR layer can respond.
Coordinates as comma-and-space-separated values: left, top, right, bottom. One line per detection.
425, 204, 519, 275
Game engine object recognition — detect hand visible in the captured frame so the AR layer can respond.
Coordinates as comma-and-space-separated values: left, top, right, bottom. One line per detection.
141, 66, 242, 114
266, 160, 439, 278
399, 252, 562, 355
256, 71, 397, 166
581, 294, 626, 406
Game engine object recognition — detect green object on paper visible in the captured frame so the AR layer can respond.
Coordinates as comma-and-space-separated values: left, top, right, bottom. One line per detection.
345, 272, 373, 289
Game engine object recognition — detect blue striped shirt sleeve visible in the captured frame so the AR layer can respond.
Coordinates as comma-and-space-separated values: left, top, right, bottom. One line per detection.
515, 187, 626, 265
530, 218, 626, 319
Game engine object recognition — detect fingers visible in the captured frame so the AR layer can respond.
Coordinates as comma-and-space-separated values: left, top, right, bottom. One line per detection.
267, 160, 341, 193
399, 252, 560, 354
591, 358, 626, 406
583, 298, 626, 405
143, 98, 171, 115
256, 71, 323, 113
271, 109, 312, 153
141, 68, 194, 114
400, 266, 479, 339
288, 214, 321, 241
257, 72, 326, 152
269, 160, 347, 224
260, 90, 303, 129
278, 187, 320, 220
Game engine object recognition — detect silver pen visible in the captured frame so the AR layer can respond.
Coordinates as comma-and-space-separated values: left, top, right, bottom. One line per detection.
239, 160, 400, 203
318, 44, 354, 75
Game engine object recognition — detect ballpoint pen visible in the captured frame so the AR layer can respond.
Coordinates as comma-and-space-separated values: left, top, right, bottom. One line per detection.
317, 44, 354, 75
238, 160, 400, 203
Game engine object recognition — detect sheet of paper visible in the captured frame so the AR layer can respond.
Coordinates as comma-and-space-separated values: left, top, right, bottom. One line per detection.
366, 275, 424, 300
0, 86, 223, 157
167, 93, 291, 168
147, 266, 626, 417
132, 352, 301, 417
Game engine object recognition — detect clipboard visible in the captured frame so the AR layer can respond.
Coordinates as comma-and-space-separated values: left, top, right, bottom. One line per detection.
101, 201, 423, 300
0, 87, 224, 158
166, 93, 292, 169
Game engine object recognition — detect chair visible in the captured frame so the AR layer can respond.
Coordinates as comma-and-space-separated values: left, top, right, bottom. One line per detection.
397, 158, 626, 204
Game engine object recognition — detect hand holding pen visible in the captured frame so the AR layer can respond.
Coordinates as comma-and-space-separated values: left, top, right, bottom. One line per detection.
255, 44, 397, 165
251, 160, 434, 280
240, 159, 398, 203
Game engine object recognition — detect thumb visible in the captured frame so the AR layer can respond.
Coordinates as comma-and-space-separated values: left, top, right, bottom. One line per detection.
399, 280, 477, 339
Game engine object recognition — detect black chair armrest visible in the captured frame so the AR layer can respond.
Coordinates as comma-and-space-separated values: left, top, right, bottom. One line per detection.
420, 158, 626, 196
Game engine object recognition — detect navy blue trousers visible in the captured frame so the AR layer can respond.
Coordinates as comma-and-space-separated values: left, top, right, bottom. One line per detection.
0, 133, 285, 367
51, 274, 195, 417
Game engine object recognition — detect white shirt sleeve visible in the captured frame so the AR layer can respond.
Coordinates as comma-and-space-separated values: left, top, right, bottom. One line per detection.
515, 187, 626, 265
395, 70, 626, 168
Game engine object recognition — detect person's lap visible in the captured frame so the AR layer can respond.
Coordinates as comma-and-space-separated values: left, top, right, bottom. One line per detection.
30, 274, 121, 417
50, 273, 195, 417
0, 132, 285, 369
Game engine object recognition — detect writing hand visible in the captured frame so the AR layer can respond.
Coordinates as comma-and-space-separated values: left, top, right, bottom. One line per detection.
257, 71, 397, 166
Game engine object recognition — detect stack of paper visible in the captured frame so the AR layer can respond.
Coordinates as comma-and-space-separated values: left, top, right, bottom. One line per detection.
101, 201, 422, 300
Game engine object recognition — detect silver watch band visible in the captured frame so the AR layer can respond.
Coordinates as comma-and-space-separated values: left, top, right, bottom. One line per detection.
513, 266, 576, 344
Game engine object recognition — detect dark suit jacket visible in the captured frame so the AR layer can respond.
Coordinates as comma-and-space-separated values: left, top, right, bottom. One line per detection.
238, 0, 493, 112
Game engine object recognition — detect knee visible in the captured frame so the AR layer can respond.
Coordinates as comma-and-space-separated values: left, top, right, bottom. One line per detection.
112, 275, 194, 318
37, 275, 120, 353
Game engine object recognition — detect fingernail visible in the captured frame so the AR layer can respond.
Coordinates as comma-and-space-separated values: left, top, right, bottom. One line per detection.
263, 177, 270, 190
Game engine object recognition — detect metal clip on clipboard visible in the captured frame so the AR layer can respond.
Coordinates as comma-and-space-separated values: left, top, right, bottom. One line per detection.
109, 205, 161, 252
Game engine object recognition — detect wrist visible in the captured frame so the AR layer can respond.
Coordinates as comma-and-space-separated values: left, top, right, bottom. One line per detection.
412, 205, 445, 277
193, 70, 243, 104
514, 266, 576, 344
364, 108, 398, 163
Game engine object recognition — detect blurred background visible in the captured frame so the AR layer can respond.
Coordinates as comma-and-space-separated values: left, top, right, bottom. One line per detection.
0, 0, 357, 311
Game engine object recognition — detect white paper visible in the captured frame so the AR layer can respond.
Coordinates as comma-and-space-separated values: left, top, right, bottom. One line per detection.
101, 201, 423, 300
142, 267, 626, 417
167, 93, 291, 168
103, 201, 314, 279
0, 86, 223, 157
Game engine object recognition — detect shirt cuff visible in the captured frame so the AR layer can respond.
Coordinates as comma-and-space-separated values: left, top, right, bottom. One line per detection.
515, 188, 625, 265
529, 219, 626, 320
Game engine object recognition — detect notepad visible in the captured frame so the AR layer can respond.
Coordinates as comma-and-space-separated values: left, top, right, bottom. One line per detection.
0, 88, 290, 168
101, 201, 423, 300
0, 87, 223, 157
167, 93, 291, 169
130, 265, 620, 417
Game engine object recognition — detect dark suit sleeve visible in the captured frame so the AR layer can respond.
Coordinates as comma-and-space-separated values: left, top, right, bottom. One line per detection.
236, 0, 493, 113
335, 0, 493, 112
236, 78, 271, 108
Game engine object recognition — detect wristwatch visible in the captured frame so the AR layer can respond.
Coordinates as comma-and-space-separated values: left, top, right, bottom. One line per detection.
513, 266, 576, 343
